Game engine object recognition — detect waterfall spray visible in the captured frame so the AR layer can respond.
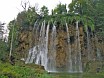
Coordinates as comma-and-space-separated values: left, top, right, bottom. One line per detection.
25, 21, 83, 73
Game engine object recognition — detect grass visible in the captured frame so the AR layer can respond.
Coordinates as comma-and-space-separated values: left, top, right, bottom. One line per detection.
0, 61, 104, 78
0, 61, 52, 78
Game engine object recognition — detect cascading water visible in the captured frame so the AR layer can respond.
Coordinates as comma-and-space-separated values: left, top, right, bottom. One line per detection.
70, 21, 82, 73
39, 21, 46, 66
86, 26, 91, 60
25, 21, 83, 73
44, 23, 50, 71
47, 25, 56, 72
66, 23, 72, 72
95, 35, 102, 61
96, 48, 102, 61
75, 21, 82, 72
25, 20, 39, 64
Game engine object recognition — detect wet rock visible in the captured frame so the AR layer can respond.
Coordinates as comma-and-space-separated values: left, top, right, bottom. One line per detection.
10, 55, 15, 65
96, 67, 100, 73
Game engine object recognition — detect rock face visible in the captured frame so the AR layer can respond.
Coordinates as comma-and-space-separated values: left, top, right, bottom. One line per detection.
17, 22, 104, 72
17, 28, 33, 58
56, 27, 67, 68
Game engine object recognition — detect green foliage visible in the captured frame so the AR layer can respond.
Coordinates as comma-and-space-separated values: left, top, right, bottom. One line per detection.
0, 62, 53, 78
68, 0, 95, 15
40, 5, 49, 16
26, 7, 39, 26
69, 0, 104, 37
81, 15, 95, 32
8, 6, 39, 57
1, 61, 104, 78
16, 6, 39, 29
0, 41, 8, 61
53, 3, 67, 15
41, 14, 95, 32
93, 0, 104, 37
68, 0, 81, 14
8, 20, 19, 55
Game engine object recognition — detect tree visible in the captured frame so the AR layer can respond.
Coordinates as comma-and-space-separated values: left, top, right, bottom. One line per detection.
0, 40, 8, 61
40, 5, 49, 16
0, 22, 8, 61
26, 7, 39, 26
21, 0, 30, 11
69, 0, 87, 15
68, 0, 96, 15
0, 22, 5, 40
16, 6, 39, 29
68, 0, 104, 38
8, 20, 18, 57
93, 0, 104, 37
53, 3, 67, 15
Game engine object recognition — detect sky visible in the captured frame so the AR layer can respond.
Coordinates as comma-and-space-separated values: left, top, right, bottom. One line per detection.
0, 0, 72, 25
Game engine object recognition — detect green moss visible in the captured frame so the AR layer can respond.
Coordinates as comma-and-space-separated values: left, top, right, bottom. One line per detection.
39, 14, 95, 33
1, 61, 104, 78
0, 61, 52, 78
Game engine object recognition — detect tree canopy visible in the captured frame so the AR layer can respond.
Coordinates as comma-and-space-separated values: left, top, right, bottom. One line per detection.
40, 5, 49, 16
7, 0, 104, 59
53, 3, 67, 15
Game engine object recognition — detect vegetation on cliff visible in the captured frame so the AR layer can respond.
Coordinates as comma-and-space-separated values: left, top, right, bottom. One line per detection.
0, 0, 104, 78
0, 61, 104, 78
0, 61, 52, 78
7, 0, 104, 59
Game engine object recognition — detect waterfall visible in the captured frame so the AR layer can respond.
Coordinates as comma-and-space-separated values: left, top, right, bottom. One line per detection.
25, 21, 83, 73
95, 35, 102, 61
25, 46, 39, 64
39, 21, 46, 66
25, 20, 40, 64
75, 21, 82, 72
47, 25, 56, 72
25, 47, 33, 64
96, 48, 102, 61
86, 26, 91, 60
66, 23, 72, 72
44, 23, 50, 71
25, 21, 47, 66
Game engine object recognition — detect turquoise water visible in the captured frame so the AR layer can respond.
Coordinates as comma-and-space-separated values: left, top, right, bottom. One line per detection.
50, 73, 82, 78
49, 73, 104, 78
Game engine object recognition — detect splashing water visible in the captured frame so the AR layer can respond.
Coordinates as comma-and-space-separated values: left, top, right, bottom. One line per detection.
25, 21, 83, 73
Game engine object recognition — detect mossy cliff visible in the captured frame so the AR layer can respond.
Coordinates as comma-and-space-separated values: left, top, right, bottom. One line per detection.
16, 21, 104, 72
